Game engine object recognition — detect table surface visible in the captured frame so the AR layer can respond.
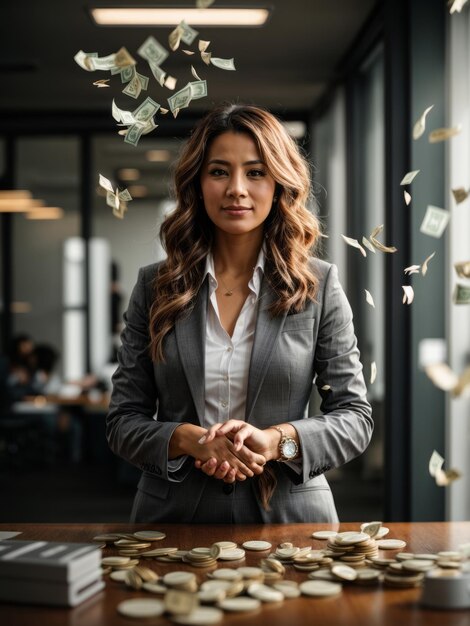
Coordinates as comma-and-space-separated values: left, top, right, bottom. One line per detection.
1, 522, 469, 626
18, 394, 110, 411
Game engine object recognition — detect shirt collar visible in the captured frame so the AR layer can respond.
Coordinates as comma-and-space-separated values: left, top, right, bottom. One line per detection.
204, 244, 265, 298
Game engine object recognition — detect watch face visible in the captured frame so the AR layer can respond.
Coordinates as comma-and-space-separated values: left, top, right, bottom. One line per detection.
282, 440, 297, 459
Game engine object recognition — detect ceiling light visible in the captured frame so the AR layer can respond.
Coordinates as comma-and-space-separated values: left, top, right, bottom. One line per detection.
127, 185, 148, 198
90, 7, 270, 27
0, 190, 32, 200
146, 149, 171, 162
0, 198, 44, 212
26, 207, 64, 220
118, 168, 140, 181
11, 301, 32, 313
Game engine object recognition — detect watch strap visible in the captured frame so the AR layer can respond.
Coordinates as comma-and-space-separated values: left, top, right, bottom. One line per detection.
273, 426, 298, 462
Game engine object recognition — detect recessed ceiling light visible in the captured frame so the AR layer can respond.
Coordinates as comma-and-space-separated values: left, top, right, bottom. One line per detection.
0, 190, 32, 200
11, 301, 32, 313
26, 207, 64, 220
118, 168, 140, 181
128, 184, 148, 198
146, 149, 171, 162
0, 198, 44, 212
90, 7, 270, 27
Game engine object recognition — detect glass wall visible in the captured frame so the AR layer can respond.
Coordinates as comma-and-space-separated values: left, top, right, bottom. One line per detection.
311, 45, 385, 521
349, 45, 385, 486
14, 137, 81, 378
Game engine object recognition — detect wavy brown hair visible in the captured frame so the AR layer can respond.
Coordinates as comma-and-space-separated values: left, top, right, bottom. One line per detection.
150, 103, 322, 362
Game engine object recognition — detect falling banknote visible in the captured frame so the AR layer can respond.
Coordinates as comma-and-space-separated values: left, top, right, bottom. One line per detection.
98, 174, 133, 218
451, 187, 469, 204
210, 57, 236, 71
369, 224, 397, 253
429, 450, 462, 487
453, 284, 470, 305
420, 205, 450, 238
425, 363, 470, 397
429, 125, 462, 143
341, 235, 367, 257
400, 170, 420, 185
413, 105, 434, 140
454, 260, 470, 279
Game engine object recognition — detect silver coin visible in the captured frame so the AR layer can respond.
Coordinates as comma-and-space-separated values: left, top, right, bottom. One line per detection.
376, 539, 407, 550
172, 607, 224, 625
300, 580, 342, 597
117, 598, 164, 618
311, 530, 338, 540
218, 597, 261, 612
247, 582, 284, 603
242, 540, 272, 551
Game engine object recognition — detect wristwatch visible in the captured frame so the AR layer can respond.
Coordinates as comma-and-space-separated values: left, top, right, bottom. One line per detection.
274, 427, 299, 462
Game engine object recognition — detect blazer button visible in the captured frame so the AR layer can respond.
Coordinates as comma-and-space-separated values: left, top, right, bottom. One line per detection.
223, 483, 234, 495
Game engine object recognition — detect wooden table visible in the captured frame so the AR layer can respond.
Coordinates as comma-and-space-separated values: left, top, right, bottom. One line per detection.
1, 522, 469, 626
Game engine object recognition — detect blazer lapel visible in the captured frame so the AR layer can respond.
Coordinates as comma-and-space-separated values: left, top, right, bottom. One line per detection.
245, 277, 287, 422
175, 278, 208, 426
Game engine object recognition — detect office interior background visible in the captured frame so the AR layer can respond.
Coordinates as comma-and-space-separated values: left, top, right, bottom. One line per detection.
0, 0, 469, 524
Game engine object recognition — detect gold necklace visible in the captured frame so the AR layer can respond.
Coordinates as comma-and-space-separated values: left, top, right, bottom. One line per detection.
216, 269, 252, 297
218, 274, 238, 296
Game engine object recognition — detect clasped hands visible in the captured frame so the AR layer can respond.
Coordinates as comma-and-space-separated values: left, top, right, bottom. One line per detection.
193, 420, 276, 484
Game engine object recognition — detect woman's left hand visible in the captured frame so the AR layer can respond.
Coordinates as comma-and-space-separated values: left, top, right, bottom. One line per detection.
194, 420, 278, 480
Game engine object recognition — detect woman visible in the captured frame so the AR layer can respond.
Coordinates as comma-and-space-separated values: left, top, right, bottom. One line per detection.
106, 103, 373, 524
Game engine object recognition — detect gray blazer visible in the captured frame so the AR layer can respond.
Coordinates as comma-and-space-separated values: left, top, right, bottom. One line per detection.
106, 258, 373, 524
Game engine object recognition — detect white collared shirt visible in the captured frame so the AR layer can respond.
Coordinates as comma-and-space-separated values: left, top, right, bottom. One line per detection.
168, 245, 301, 477
203, 247, 265, 428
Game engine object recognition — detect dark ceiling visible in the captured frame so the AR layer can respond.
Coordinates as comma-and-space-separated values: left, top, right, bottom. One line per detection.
1, 0, 377, 115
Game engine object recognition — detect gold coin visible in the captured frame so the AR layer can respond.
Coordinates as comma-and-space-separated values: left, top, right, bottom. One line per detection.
133, 530, 166, 541
93, 534, 120, 543
134, 565, 159, 582
125, 569, 143, 590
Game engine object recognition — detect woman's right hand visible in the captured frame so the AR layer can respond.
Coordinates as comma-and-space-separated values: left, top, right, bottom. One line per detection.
170, 424, 266, 481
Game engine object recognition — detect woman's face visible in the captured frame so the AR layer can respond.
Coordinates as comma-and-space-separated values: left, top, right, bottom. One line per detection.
200, 131, 276, 238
